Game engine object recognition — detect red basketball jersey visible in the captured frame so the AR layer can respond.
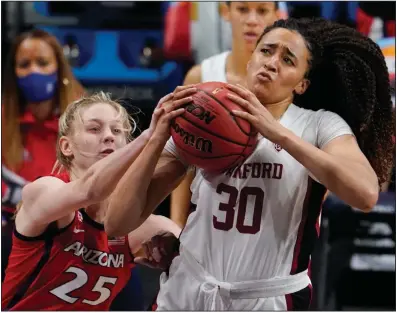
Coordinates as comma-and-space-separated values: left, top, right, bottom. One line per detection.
2, 209, 134, 311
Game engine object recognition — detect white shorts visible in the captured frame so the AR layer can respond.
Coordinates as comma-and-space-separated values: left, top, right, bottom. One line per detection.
156, 246, 312, 311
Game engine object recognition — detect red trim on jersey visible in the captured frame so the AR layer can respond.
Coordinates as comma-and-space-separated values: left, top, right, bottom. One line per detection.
290, 178, 326, 275
285, 293, 293, 310
151, 302, 158, 311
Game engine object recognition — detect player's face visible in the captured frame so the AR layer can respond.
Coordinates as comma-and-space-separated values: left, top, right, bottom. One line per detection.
67, 103, 127, 170
224, 2, 278, 52
15, 38, 58, 77
246, 28, 311, 105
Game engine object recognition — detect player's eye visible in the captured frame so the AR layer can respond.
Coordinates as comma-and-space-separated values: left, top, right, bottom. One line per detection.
257, 8, 269, 15
237, 6, 248, 13
261, 48, 271, 55
89, 126, 100, 133
283, 57, 294, 66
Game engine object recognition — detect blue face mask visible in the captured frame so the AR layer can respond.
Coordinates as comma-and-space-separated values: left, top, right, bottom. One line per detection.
17, 72, 58, 103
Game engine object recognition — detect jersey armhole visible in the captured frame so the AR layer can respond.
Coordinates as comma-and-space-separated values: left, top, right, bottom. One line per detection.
13, 213, 76, 242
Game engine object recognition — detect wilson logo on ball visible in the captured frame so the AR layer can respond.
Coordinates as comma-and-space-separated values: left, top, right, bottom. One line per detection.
171, 121, 213, 153
185, 102, 216, 125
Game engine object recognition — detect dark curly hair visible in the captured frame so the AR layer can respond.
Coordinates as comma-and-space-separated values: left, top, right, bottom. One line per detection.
257, 18, 395, 185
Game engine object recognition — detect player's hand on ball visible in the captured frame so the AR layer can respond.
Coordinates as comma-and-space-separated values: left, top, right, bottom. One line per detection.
148, 85, 197, 144
134, 231, 179, 270
226, 83, 285, 144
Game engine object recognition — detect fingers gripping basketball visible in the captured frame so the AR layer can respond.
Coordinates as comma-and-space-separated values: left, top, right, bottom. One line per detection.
171, 82, 258, 173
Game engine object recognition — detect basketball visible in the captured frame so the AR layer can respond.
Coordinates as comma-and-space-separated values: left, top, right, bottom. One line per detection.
170, 81, 258, 173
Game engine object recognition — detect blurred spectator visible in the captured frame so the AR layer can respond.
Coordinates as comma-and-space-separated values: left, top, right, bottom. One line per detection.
357, 2, 396, 39
1, 29, 84, 279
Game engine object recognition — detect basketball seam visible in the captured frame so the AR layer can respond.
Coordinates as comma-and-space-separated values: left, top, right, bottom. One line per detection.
178, 115, 254, 147
226, 131, 254, 170
226, 122, 258, 170
196, 88, 252, 137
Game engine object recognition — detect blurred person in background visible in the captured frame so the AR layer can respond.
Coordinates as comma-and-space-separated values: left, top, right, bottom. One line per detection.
1, 29, 84, 280
171, 1, 281, 228
357, 2, 396, 40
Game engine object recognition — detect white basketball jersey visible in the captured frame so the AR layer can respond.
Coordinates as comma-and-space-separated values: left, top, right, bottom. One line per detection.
201, 51, 229, 83
165, 104, 353, 282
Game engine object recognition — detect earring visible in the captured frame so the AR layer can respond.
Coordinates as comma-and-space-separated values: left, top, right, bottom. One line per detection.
63, 78, 69, 86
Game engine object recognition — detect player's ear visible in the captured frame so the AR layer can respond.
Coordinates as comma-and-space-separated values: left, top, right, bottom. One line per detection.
59, 136, 74, 158
220, 2, 231, 22
294, 78, 310, 95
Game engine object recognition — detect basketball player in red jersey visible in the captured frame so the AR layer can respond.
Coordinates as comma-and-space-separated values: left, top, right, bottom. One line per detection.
171, 1, 281, 228
105, 18, 394, 310
1, 90, 195, 311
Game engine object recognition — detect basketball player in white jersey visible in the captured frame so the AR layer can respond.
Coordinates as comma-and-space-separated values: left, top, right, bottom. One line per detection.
171, 2, 280, 227
105, 18, 394, 310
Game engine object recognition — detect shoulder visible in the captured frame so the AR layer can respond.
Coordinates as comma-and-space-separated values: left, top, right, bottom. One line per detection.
313, 109, 346, 123
184, 64, 202, 85
22, 176, 66, 200
26, 175, 66, 188
311, 109, 354, 148
291, 105, 348, 128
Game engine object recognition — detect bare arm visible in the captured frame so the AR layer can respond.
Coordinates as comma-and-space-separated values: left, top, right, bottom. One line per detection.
183, 64, 202, 85
106, 146, 187, 236
17, 131, 150, 236
279, 131, 379, 212
128, 214, 181, 254
227, 83, 379, 213
105, 86, 197, 236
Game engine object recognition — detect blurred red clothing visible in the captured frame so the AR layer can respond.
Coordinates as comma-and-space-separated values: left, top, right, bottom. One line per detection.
2, 109, 59, 216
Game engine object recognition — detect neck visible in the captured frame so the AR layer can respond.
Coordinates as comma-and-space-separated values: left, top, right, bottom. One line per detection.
27, 99, 54, 121
264, 97, 293, 120
228, 41, 253, 79
69, 166, 84, 182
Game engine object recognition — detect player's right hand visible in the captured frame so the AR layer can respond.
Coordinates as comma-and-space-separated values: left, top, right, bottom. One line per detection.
134, 231, 179, 270
148, 85, 197, 144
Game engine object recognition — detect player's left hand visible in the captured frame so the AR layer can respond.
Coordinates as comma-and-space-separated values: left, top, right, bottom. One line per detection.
134, 231, 178, 270
225, 83, 285, 144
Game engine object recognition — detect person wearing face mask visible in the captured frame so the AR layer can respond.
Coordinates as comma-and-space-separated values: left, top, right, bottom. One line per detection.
170, 2, 281, 228
1, 29, 84, 279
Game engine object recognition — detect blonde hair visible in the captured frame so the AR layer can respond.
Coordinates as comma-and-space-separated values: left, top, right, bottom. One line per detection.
53, 91, 136, 174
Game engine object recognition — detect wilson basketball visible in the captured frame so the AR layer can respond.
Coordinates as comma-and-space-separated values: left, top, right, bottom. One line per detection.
170, 81, 258, 173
